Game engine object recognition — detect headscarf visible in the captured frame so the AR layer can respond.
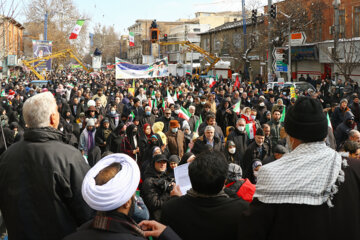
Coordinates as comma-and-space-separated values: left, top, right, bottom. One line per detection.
82, 153, 140, 211
143, 123, 152, 138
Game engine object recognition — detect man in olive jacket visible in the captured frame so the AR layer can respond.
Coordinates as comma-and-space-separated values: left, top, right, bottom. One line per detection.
0, 92, 93, 240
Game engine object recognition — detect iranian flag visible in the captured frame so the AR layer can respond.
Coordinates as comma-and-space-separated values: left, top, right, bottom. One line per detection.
173, 90, 178, 102
148, 99, 153, 109
234, 75, 240, 89
186, 69, 191, 75
167, 90, 174, 105
156, 78, 162, 86
151, 90, 156, 99
280, 106, 286, 123
129, 111, 135, 121
178, 107, 191, 121
129, 32, 135, 47
194, 115, 203, 133
245, 123, 257, 139
232, 101, 241, 114
186, 79, 190, 86
69, 20, 85, 39
162, 98, 166, 110
209, 77, 216, 88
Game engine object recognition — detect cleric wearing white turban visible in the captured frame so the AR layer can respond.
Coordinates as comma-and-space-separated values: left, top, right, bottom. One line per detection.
63, 153, 181, 240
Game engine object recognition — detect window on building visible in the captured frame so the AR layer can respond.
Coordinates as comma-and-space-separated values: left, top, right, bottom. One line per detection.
355, 7, 360, 37
339, 9, 345, 37
193, 28, 201, 32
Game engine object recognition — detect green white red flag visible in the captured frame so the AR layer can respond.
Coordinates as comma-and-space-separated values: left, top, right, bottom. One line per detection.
245, 123, 256, 139
232, 101, 241, 114
167, 90, 174, 105
173, 90, 178, 102
280, 106, 286, 123
194, 115, 203, 133
178, 107, 191, 121
129, 32, 135, 47
327, 113, 332, 129
209, 77, 216, 88
69, 20, 85, 39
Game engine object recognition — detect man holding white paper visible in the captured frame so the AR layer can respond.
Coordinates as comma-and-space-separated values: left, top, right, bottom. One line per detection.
161, 151, 249, 240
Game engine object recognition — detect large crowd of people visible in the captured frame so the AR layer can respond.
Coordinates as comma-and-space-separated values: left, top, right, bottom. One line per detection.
0, 69, 360, 240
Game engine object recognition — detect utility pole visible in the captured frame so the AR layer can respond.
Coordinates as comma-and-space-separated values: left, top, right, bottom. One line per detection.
44, 12, 48, 41
242, 0, 248, 79
288, 20, 292, 81
268, 0, 273, 81
333, 0, 340, 81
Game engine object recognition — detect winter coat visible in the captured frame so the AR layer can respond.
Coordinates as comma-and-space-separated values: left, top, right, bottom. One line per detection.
141, 167, 173, 221
63, 211, 180, 240
267, 119, 283, 147
198, 123, 224, 142
79, 128, 96, 156
0, 127, 94, 240
225, 179, 256, 202
243, 141, 270, 184
227, 128, 248, 165
216, 102, 238, 134
332, 106, 350, 130
335, 111, 355, 148
161, 191, 249, 240
192, 135, 224, 154
188, 115, 200, 132
239, 158, 360, 240
165, 130, 185, 158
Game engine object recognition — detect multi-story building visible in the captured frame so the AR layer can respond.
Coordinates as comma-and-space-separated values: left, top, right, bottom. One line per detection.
127, 20, 185, 64
0, 16, 25, 72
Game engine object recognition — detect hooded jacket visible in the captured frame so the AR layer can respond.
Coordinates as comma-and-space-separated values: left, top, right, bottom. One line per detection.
335, 111, 355, 148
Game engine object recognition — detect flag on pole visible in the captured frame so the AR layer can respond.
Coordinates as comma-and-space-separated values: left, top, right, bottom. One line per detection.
167, 90, 174, 105
153, 98, 158, 109
186, 69, 191, 75
156, 78, 162, 86
209, 77, 216, 88
279, 106, 286, 123
178, 107, 191, 121
129, 111, 135, 120
151, 90, 156, 99
148, 99, 153, 109
327, 113, 332, 129
194, 115, 203, 133
290, 86, 297, 99
129, 32, 135, 47
69, 20, 85, 39
232, 101, 241, 114
186, 79, 190, 86
173, 90, 178, 102
132, 80, 135, 88
162, 98, 166, 110
0, 89, 5, 97
245, 123, 256, 139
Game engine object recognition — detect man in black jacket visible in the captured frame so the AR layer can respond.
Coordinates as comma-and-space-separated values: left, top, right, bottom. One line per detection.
239, 97, 360, 240
161, 151, 249, 240
0, 92, 93, 240
227, 118, 248, 169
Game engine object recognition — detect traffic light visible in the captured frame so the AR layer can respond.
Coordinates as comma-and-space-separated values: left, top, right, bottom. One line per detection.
150, 28, 159, 43
164, 34, 168, 42
270, 4, 277, 19
282, 49, 289, 65
252, 9, 258, 23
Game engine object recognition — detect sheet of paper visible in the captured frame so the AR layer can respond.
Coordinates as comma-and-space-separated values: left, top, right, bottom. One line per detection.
174, 163, 192, 195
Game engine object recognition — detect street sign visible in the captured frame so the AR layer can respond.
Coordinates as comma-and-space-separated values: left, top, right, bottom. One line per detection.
272, 47, 287, 60
290, 32, 307, 46
275, 60, 288, 72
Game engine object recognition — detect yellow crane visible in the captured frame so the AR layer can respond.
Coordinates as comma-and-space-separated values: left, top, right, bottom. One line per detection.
22, 49, 93, 80
158, 41, 220, 75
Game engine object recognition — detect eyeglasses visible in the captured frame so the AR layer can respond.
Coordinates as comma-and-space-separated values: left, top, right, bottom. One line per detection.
165, 113, 171, 115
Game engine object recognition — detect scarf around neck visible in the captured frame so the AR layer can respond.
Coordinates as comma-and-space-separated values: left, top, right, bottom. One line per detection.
254, 142, 347, 207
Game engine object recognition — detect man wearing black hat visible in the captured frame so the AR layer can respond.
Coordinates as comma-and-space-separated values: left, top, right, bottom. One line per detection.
242, 128, 270, 183
240, 97, 360, 240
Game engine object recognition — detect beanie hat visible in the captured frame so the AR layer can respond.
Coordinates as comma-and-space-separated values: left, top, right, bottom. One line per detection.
169, 155, 180, 164
284, 96, 328, 142
340, 98, 348, 104
255, 128, 265, 136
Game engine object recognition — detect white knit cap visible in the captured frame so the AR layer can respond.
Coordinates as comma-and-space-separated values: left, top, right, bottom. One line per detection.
81, 153, 140, 211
